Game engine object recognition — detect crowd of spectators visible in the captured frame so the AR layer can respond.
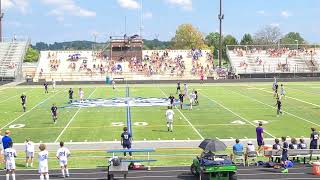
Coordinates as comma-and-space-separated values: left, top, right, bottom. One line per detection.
47, 52, 60, 71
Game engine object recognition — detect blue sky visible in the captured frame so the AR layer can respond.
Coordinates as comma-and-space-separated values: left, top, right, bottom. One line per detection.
3, 0, 320, 44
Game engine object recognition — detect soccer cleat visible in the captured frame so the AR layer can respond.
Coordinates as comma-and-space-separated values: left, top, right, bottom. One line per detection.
281, 169, 288, 173
168, 127, 169, 132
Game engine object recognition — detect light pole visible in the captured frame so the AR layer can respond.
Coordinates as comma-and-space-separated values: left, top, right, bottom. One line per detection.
295, 40, 299, 49
0, 0, 4, 42
218, 0, 224, 67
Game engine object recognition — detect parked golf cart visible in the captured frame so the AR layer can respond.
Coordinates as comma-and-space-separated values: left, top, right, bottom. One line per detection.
190, 139, 237, 180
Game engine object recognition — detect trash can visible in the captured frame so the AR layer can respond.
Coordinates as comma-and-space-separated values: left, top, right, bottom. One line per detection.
106, 76, 110, 84
312, 162, 320, 175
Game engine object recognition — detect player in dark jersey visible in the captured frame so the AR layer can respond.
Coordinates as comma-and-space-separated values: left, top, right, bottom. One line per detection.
310, 128, 319, 150
275, 97, 282, 117
194, 90, 199, 105
44, 82, 49, 93
273, 83, 279, 98
21, 93, 27, 112
178, 93, 184, 110
121, 127, 132, 157
68, 88, 74, 103
176, 82, 181, 94
51, 104, 58, 124
168, 94, 175, 108
281, 136, 289, 173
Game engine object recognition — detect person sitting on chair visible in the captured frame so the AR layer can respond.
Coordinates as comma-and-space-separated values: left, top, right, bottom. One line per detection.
245, 141, 257, 162
231, 139, 244, 160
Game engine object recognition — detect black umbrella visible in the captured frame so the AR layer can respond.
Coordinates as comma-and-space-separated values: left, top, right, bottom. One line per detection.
199, 139, 227, 152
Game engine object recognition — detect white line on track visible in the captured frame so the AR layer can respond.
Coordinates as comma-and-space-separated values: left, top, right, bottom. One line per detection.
229, 88, 320, 128
159, 88, 204, 140
1, 90, 64, 130
0, 88, 33, 104
251, 86, 320, 108
201, 92, 276, 138
54, 88, 97, 142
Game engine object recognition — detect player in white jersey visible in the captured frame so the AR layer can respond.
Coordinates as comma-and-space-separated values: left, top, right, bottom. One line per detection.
280, 84, 285, 99
25, 138, 35, 167
112, 80, 116, 90
183, 83, 188, 95
56, 142, 71, 178
52, 79, 56, 92
189, 91, 196, 110
78, 88, 84, 103
165, 106, 175, 132
4, 142, 16, 180
38, 144, 49, 180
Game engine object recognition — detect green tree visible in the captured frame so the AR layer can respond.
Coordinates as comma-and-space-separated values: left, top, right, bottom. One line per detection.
240, 33, 253, 45
205, 32, 221, 58
24, 47, 40, 62
280, 32, 306, 44
223, 35, 238, 46
171, 24, 206, 49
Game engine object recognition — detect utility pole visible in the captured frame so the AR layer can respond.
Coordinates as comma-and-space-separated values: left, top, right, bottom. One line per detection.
0, 0, 4, 42
218, 0, 224, 67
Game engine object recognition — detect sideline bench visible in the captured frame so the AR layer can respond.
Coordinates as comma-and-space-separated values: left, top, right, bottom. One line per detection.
264, 149, 320, 164
106, 148, 157, 180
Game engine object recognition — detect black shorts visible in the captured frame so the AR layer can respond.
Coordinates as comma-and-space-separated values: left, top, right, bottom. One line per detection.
52, 112, 57, 117
69, 96, 73, 99
281, 153, 288, 161
177, 87, 180, 90
257, 140, 264, 146
310, 144, 318, 149
123, 143, 131, 149
180, 100, 183, 103
22, 102, 26, 106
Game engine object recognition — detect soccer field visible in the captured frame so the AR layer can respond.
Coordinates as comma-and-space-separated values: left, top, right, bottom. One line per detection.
1, 82, 320, 143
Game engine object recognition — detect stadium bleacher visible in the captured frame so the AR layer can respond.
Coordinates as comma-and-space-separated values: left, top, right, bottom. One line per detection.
0, 39, 29, 81
32, 49, 214, 82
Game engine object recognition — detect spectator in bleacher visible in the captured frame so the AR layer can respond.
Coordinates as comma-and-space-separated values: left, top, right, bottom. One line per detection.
298, 138, 307, 149
310, 127, 319, 149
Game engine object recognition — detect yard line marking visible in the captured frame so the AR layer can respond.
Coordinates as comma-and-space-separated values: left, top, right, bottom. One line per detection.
159, 88, 204, 140
227, 88, 320, 128
1, 89, 64, 130
0, 88, 33, 104
54, 88, 97, 142
201, 92, 276, 138
250, 85, 320, 108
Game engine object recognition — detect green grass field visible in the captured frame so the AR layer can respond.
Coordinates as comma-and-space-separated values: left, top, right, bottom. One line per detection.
1, 82, 320, 143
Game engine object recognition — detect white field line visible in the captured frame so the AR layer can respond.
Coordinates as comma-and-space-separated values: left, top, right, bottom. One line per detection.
251, 85, 320, 108
233, 88, 320, 127
1, 89, 64, 130
54, 88, 97, 142
0, 88, 33, 104
201, 92, 276, 138
159, 88, 204, 140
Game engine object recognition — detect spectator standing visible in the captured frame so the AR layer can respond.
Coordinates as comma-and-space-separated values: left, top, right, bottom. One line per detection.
256, 122, 264, 155
2, 130, 12, 150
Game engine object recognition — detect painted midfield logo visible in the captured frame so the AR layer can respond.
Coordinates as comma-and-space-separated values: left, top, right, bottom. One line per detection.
64, 97, 179, 108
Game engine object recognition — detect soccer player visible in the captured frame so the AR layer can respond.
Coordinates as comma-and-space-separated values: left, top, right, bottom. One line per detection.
78, 88, 84, 103
4, 142, 16, 180
280, 136, 289, 173
25, 138, 35, 167
194, 90, 199, 105
51, 104, 58, 124
112, 80, 116, 90
56, 142, 71, 178
38, 144, 49, 180
256, 122, 264, 155
183, 83, 188, 95
165, 106, 175, 132
273, 81, 278, 98
52, 79, 56, 92
21, 93, 27, 112
68, 88, 74, 103
0, 130, 3, 165
121, 127, 132, 157
275, 97, 283, 117
168, 94, 175, 108
189, 91, 196, 110
43, 82, 49, 94
280, 84, 285, 99
176, 82, 181, 94
310, 128, 319, 150
178, 93, 184, 110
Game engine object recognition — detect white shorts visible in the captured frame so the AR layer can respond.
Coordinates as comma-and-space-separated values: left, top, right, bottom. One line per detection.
59, 159, 68, 167
190, 99, 194, 104
26, 151, 34, 158
80, 95, 84, 99
167, 119, 173, 123
39, 165, 49, 173
6, 161, 16, 170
